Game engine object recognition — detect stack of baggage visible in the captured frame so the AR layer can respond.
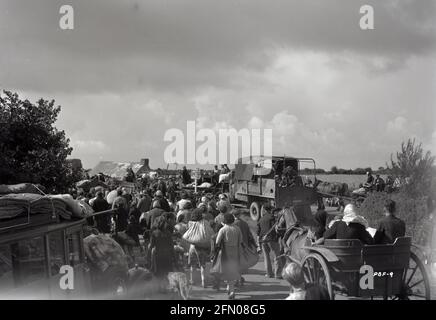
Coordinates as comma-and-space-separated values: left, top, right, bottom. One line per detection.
0, 183, 93, 231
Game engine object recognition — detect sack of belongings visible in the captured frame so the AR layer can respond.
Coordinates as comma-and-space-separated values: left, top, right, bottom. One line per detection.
0, 193, 71, 221
219, 173, 231, 184
50, 194, 88, 218
0, 183, 45, 195
76, 179, 91, 189
78, 200, 94, 217
106, 190, 118, 205
239, 244, 259, 272
83, 233, 129, 273
183, 220, 214, 249
198, 182, 212, 188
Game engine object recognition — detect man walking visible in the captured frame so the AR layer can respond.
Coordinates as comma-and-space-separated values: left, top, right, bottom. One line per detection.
257, 204, 282, 278
92, 191, 111, 233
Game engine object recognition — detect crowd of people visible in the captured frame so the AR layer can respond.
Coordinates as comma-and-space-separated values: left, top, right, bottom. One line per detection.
69, 169, 410, 300
362, 171, 403, 193
72, 175, 256, 299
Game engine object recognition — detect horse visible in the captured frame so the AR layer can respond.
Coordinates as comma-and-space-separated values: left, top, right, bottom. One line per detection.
276, 207, 313, 265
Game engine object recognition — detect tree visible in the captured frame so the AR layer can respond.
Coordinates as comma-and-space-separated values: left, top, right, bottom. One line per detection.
387, 138, 435, 197
0, 90, 73, 192
353, 168, 366, 175
364, 167, 372, 174
330, 166, 338, 174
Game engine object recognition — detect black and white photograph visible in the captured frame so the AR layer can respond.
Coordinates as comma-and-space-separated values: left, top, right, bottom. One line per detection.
0, 0, 435, 304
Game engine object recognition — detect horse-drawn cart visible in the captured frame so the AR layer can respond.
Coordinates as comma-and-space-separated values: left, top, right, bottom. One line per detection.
299, 237, 431, 300
278, 206, 431, 300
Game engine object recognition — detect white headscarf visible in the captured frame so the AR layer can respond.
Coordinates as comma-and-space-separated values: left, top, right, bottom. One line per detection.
342, 204, 369, 229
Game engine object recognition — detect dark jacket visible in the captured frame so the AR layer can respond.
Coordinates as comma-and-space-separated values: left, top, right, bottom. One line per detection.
149, 229, 174, 277
129, 206, 142, 224
182, 169, 191, 185
373, 216, 405, 244
155, 197, 171, 212
235, 218, 256, 248
313, 209, 327, 239
126, 222, 142, 245
92, 197, 111, 233
92, 197, 110, 212
137, 195, 152, 213
324, 221, 373, 245
146, 208, 165, 230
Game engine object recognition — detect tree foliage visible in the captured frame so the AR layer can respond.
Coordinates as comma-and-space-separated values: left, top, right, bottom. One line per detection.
387, 138, 435, 197
330, 166, 338, 174
0, 90, 74, 192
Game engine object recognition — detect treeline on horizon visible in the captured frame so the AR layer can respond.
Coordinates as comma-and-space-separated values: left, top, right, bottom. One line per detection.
301, 166, 393, 175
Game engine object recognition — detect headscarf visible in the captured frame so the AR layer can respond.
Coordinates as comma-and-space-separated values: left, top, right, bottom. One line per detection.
152, 199, 161, 209
217, 200, 228, 214
342, 204, 368, 228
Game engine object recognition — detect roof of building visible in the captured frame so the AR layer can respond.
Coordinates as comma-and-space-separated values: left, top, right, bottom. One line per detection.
89, 161, 148, 179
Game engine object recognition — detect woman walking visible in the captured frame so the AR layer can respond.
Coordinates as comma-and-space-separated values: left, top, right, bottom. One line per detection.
187, 209, 213, 288
149, 215, 175, 278
214, 213, 243, 299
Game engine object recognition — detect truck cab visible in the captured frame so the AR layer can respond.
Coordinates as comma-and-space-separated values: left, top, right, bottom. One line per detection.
230, 156, 319, 221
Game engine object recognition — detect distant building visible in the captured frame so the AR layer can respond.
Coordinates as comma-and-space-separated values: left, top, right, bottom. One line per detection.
90, 158, 152, 179
136, 158, 151, 176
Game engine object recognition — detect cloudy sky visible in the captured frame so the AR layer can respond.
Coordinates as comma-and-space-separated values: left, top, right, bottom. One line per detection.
1, 0, 435, 170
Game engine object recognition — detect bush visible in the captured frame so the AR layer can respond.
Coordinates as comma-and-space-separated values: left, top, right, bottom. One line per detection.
359, 191, 431, 245
387, 138, 435, 198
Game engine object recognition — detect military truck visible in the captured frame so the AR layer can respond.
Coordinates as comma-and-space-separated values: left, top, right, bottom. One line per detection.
229, 156, 319, 221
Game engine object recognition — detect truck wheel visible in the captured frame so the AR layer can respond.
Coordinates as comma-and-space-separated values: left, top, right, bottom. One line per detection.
250, 201, 260, 221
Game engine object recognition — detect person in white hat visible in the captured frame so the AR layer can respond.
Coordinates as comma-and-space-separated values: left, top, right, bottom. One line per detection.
324, 204, 373, 245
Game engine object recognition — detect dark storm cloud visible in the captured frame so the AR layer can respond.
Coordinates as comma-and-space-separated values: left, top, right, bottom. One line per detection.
1, 0, 435, 169
0, 0, 435, 93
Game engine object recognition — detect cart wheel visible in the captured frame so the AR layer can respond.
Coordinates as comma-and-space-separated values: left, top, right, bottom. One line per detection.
249, 201, 260, 221
395, 252, 431, 300
301, 253, 333, 300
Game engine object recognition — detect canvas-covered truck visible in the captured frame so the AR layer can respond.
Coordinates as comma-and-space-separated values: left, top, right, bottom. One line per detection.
229, 156, 319, 221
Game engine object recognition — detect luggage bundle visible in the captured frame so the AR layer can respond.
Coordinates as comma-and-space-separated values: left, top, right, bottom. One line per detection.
0, 191, 93, 231
218, 173, 231, 184
0, 183, 45, 195
83, 233, 129, 273
0, 193, 61, 230
182, 220, 214, 249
